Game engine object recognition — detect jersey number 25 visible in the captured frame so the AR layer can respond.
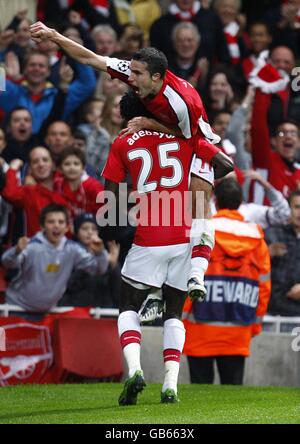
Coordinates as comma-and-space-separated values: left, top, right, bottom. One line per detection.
128, 142, 183, 193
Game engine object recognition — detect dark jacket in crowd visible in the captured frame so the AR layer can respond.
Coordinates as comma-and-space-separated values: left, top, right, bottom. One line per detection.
150, 7, 230, 64
59, 264, 121, 308
265, 224, 300, 316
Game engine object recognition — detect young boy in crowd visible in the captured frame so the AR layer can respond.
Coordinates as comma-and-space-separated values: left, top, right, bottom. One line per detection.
55, 146, 104, 219
2, 204, 109, 312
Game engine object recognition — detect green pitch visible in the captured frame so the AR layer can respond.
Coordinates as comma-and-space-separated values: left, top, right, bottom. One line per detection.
0, 383, 299, 424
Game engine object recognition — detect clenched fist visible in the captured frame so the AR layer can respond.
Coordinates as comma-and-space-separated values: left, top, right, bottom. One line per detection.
30, 22, 55, 43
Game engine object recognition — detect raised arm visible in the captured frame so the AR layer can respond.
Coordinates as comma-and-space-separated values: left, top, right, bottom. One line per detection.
30, 21, 108, 71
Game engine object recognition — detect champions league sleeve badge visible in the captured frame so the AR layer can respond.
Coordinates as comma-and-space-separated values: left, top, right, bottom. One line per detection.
117, 60, 130, 73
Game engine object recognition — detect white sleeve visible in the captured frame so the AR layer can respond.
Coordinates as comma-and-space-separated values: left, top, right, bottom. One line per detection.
105, 57, 131, 80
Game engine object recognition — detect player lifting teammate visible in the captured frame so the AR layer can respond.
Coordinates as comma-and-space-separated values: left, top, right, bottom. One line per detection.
30, 22, 234, 304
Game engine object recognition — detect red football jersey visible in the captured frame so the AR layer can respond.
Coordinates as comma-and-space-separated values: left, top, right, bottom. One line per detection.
102, 130, 205, 246
54, 172, 104, 219
105, 57, 220, 162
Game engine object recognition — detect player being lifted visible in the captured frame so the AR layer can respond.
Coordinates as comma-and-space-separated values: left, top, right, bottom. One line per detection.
30, 22, 233, 302
102, 90, 217, 403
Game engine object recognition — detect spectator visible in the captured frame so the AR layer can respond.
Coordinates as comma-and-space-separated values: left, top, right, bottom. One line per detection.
249, 45, 300, 151
0, 5, 36, 31
73, 128, 87, 152
268, 46, 300, 129
91, 24, 119, 57
224, 84, 255, 172
0, 10, 32, 70
169, 22, 209, 91
5, 13, 34, 72
0, 49, 96, 134
214, 0, 247, 66
59, 212, 121, 308
150, 0, 229, 64
71, 0, 121, 35
204, 68, 236, 120
270, 45, 295, 76
264, 0, 300, 58
65, 9, 96, 51
37, 0, 121, 34
101, 93, 125, 143
45, 120, 74, 163
115, 24, 144, 60
71, 129, 97, 179
13, 16, 32, 48
0, 146, 68, 237
1, 203, 108, 312
36, 34, 60, 67
183, 177, 271, 385
77, 99, 111, 179
2, 107, 36, 164
242, 21, 273, 79
265, 190, 300, 317
251, 119, 300, 202
210, 108, 251, 185
55, 146, 104, 219
90, 24, 120, 101
214, 171, 291, 229
212, 111, 235, 153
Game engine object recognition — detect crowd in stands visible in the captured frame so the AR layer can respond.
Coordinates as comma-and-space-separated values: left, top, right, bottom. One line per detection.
0, 0, 300, 318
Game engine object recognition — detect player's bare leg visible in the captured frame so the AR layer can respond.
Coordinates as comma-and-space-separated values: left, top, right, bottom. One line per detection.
118, 278, 149, 405
188, 175, 214, 301
161, 285, 186, 403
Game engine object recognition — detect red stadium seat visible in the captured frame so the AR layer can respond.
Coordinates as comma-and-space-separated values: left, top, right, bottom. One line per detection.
52, 317, 123, 382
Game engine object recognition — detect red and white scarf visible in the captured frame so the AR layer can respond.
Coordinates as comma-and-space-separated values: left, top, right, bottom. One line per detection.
169, 1, 201, 21
224, 21, 240, 65
90, 0, 110, 17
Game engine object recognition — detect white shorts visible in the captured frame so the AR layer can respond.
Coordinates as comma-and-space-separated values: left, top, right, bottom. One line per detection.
190, 155, 214, 185
121, 243, 191, 292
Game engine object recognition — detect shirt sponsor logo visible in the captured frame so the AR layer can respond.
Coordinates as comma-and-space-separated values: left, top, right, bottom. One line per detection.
45, 264, 60, 273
